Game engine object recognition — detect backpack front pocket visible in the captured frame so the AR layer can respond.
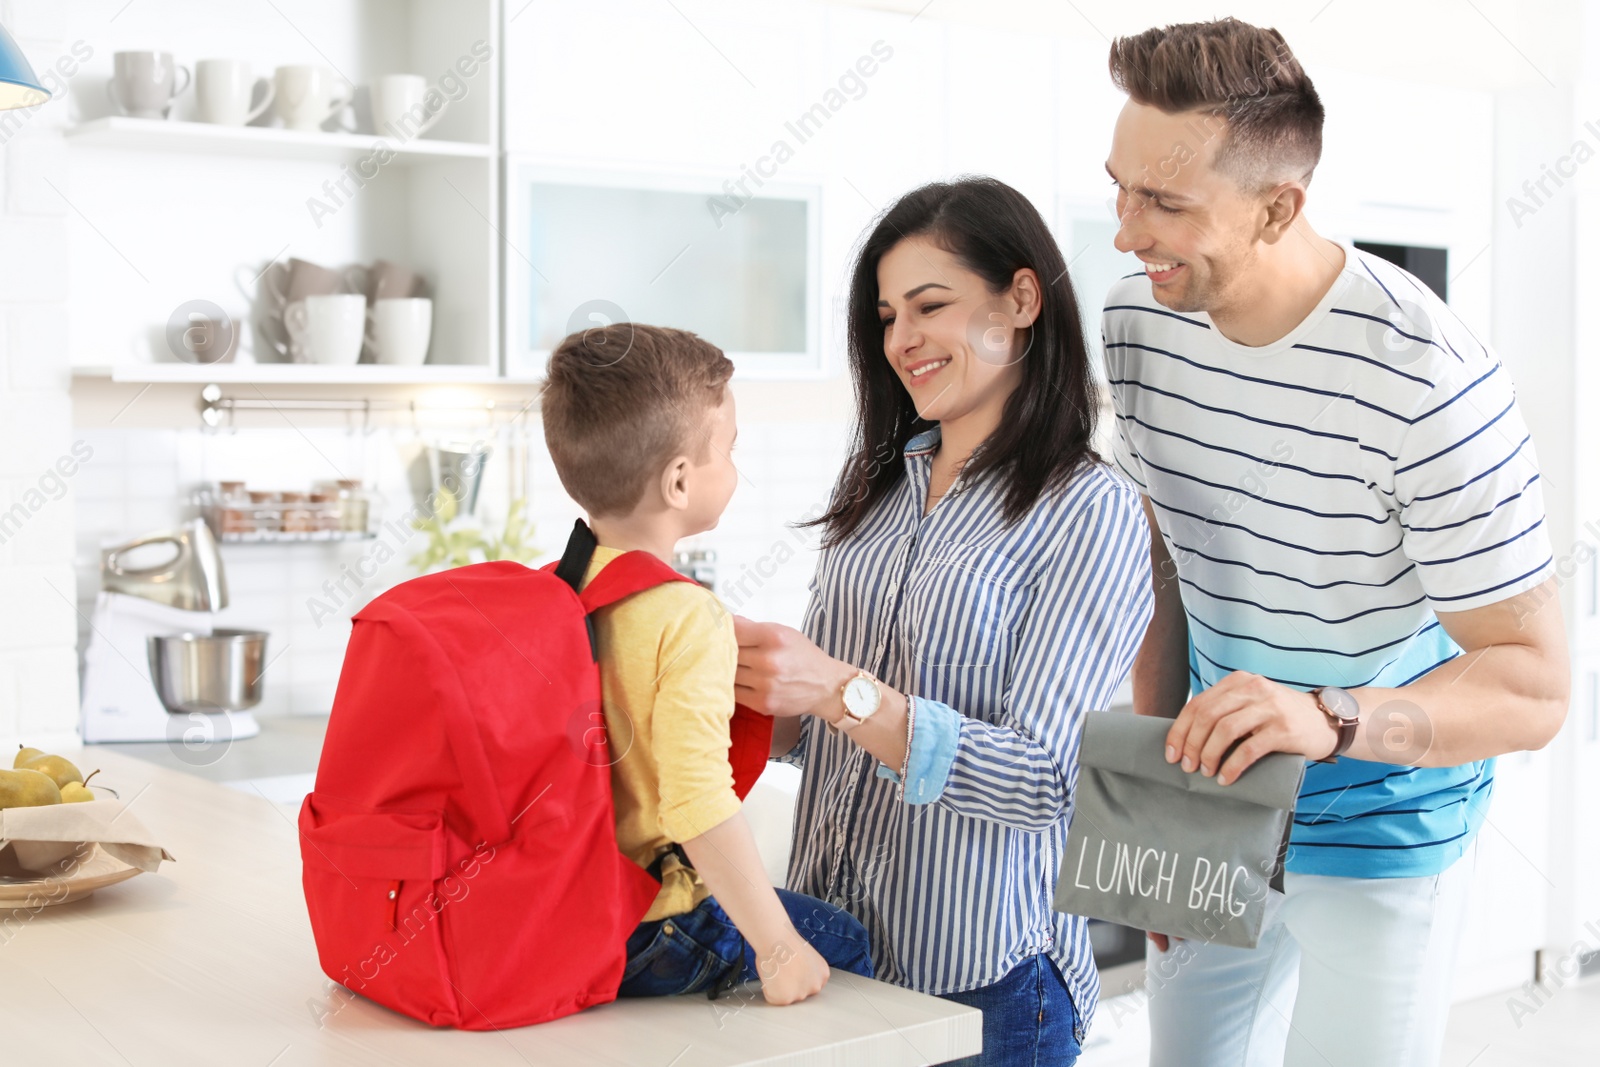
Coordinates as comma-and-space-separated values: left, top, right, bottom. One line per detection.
298, 795, 459, 1026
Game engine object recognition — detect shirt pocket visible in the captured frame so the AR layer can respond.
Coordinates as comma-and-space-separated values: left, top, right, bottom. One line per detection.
908, 539, 1023, 670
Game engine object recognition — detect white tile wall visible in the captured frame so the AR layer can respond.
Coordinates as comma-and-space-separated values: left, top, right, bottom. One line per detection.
73, 408, 851, 718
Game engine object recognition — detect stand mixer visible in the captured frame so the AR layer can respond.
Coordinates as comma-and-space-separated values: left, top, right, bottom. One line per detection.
81, 519, 265, 743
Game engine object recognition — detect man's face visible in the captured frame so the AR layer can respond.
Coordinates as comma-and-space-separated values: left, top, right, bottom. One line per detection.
1106, 100, 1266, 315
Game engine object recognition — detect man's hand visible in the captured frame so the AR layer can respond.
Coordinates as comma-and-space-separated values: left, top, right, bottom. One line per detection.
756, 936, 830, 1005
1165, 671, 1339, 785
733, 616, 852, 721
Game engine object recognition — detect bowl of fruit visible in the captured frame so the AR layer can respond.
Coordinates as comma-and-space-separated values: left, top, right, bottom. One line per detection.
0, 745, 171, 906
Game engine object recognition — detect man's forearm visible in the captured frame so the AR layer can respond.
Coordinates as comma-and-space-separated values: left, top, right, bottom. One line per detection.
1133, 494, 1190, 719
1345, 578, 1570, 768
1132, 592, 1189, 718
1348, 642, 1568, 768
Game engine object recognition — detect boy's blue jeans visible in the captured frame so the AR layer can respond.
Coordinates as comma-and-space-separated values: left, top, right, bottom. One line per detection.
618, 888, 875, 997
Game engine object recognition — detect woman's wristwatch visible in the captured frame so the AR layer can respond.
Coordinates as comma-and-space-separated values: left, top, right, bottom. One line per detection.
831, 670, 883, 733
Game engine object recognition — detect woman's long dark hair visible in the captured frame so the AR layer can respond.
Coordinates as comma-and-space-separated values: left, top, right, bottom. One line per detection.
807, 176, 1101, 547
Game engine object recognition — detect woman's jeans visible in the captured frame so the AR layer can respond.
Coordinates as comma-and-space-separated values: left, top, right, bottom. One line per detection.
618, 887, 875, 997
938, 954, 1082, 1067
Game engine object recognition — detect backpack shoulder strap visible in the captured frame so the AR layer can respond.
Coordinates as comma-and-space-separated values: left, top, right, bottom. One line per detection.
579, 551, 690, 613
548, 519, 773, 798
546, 518, 691, 611
552, 518, 598, 593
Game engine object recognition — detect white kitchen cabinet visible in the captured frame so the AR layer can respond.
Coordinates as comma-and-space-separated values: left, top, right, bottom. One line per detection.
61, 0, 500, 379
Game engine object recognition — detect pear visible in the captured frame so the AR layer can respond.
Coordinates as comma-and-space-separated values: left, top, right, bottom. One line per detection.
13, 745, 45, 769
18, 753, 83, 790
59, 781, 94, 803
0, 767, 62, 808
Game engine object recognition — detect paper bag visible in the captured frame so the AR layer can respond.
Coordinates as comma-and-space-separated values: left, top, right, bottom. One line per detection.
1054, 712, 1303, 949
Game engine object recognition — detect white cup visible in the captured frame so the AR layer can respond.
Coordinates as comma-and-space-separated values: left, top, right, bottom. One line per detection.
273, 65, 353, 132
368, 298, 433, 365
195, 60, 275, 126
108, 51, 189, 119
371, 74, 445, 139
285, 295, 366, 364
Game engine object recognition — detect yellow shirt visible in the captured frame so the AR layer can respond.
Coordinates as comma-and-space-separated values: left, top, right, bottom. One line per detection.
581, 546, 743, 921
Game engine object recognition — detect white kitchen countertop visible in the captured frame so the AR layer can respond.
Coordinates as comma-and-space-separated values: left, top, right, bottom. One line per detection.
0, 748, 980, 1066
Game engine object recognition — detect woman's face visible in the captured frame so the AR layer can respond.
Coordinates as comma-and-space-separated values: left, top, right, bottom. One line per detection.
875, 235, 1038, 425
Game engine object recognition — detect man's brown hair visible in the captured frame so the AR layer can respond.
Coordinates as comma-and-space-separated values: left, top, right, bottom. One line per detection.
541, 323, 733, 518
1109, 18, 1324, 190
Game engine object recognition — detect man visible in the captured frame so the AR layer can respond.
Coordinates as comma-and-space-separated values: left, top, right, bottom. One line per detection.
1100, 18, 1568, 1067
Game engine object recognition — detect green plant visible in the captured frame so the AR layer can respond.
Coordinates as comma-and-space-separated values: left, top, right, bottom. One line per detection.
483, 497, 539, 563
408, 491, 542, 573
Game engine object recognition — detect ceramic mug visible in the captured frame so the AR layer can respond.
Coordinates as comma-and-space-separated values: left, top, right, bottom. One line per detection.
285, 294, 366, 365
371, 74, 445, 138
195, 59, 274, 126
272, 65, 353, 132
367, 298, 433, 365
265, 257, 363, 304
364, 259, 423, 304
108, 51, 190, 119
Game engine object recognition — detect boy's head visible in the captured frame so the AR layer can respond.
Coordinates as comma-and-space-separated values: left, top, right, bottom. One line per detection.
541, 323, 738, 533
1105, 18, 1324, 313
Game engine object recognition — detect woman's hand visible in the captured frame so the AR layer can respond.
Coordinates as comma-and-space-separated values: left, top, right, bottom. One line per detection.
733, 616, 853, 721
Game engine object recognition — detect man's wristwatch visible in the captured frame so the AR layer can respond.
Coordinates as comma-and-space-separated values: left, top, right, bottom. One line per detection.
1310, 686, 1360, 764
833, 670, 882, 732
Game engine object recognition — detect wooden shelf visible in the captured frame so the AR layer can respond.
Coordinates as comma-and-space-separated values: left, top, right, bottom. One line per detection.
65, 117, 493, 165
75, 363, 503, 385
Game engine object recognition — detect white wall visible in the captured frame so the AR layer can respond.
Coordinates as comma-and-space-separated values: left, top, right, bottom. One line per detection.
0, 0, 85, 750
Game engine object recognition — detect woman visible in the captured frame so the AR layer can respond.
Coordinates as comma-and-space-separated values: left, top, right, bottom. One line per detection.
733, 177, 1154, 1065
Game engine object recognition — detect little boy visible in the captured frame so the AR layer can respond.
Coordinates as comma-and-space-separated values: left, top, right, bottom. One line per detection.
540, 323, 873, 1005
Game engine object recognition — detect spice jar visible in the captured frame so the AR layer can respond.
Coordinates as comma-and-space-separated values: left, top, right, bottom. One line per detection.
248, 490, 282, 537
329, 479, 369, 535
280, 492, 314, 535
309, 492, 339, 537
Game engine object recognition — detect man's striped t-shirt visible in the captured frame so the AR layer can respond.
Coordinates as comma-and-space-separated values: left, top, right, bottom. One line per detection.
1103, 242, 1555, 879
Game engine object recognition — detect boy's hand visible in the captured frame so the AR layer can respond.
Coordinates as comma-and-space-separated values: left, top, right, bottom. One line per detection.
756, 935, 830, 1005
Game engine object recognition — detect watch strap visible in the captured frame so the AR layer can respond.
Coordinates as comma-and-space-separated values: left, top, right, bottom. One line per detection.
1311, 687, 1358, 764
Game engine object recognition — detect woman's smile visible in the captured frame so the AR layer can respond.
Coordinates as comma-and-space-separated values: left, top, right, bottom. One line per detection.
904, 355, 952, 386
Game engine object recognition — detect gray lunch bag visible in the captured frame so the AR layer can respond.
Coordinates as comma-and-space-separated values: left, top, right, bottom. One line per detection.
1054, 711, 1305, 949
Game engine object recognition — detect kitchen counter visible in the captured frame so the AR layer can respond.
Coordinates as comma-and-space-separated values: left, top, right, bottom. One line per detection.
0, 748, 981, 1066
93, 713, 328, 783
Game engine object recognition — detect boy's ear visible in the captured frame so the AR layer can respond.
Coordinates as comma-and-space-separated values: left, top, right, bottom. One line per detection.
659, 455, 692, 512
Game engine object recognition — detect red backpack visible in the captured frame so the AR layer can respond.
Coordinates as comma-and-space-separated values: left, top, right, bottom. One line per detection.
298, 520, 773, 1029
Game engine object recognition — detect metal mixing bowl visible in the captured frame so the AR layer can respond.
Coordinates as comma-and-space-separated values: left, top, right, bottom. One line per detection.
146, 629, 268, 714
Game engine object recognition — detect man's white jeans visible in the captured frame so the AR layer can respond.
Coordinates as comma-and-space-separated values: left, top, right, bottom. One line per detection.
1145, 839, 1477, 1067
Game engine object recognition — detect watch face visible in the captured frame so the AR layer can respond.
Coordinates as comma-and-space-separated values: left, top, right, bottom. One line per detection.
844, 676, 880, 719
1319, 686, 1360, 721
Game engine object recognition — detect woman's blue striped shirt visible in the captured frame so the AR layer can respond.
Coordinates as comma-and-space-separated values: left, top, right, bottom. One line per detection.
781, 425, 1153, 1037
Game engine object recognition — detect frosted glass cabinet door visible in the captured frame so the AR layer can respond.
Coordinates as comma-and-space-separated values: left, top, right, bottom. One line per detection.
506, 163, 821, 379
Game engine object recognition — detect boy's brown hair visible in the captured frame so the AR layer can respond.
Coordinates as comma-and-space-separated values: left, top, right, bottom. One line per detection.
1108, 18, 1323, 190
541, 323, 733, 518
